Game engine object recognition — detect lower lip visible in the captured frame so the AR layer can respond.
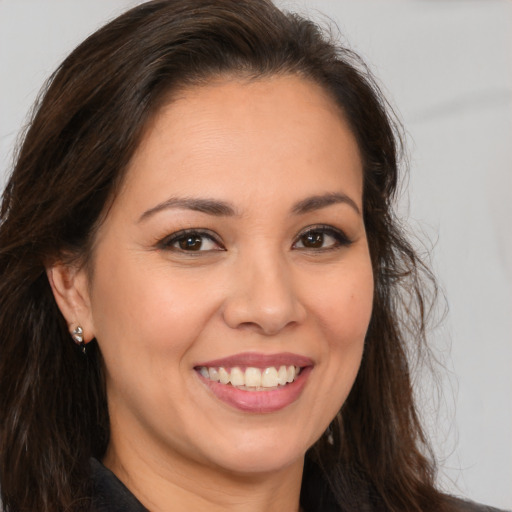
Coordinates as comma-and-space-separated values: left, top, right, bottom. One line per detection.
197, 367, 312, 413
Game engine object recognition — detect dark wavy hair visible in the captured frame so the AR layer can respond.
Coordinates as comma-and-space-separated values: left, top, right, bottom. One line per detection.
0, 1, 449, 511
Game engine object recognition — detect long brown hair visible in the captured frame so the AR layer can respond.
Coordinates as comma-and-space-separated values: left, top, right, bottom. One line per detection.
1, 1, 447, 510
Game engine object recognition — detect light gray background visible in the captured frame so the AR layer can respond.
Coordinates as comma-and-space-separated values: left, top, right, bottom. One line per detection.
0, 0, 510, 509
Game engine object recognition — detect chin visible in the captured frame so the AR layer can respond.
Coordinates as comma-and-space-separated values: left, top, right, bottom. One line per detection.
213, 450, 304, 476
200, 427, 316, 476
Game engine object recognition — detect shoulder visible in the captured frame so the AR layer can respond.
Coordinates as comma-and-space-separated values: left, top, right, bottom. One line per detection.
89, 458, 148, 512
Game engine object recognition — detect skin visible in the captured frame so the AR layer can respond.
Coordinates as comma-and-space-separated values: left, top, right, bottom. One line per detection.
49, 75, 374, 512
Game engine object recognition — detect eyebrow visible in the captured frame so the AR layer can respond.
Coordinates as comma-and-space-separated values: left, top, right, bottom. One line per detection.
291, 192, 361, 216
138, 197, 237, 222
138, 191, 360, 222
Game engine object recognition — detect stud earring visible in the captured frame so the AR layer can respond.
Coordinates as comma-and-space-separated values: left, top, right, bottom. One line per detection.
71, 325, 86, 354
325, 423, 334, 446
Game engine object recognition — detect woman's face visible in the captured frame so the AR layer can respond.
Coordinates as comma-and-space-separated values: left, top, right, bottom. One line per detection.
79, 76, 373, 476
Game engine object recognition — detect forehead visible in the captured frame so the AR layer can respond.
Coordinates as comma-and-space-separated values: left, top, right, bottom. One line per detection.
117, 75, 363, 214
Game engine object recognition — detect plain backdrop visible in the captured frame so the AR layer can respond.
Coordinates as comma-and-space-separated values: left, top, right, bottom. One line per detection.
0, 0, 510, 509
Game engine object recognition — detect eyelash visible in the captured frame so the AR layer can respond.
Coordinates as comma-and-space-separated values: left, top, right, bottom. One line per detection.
157, 229, 224, 253
157, 225, 352, 253
293, 225, 353, 251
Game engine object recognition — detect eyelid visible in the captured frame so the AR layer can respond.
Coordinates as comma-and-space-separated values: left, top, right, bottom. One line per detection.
293, 224, 353, 249
157, 228, 225, 251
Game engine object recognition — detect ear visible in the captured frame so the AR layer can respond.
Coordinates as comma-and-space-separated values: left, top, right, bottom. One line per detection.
46, 263, 95, 343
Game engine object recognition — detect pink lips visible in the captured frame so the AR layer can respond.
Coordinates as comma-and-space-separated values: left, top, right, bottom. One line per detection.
194, 352, 313, 413
195, 352, 313, 370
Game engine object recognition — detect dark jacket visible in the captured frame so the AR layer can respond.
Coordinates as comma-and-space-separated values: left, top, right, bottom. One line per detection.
90, 458, 508, 512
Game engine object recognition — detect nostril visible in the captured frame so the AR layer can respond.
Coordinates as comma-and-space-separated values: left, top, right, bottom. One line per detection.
221, 267, 307, 333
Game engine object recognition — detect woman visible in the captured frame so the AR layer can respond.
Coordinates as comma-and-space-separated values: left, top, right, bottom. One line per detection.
0, 1, 505, 511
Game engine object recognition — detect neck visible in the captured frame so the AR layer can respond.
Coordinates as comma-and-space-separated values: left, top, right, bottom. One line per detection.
103, 442, 305, 512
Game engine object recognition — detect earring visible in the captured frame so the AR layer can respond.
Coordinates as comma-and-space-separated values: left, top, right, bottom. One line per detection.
325, 421, 335, 446
71, 325, 86, 354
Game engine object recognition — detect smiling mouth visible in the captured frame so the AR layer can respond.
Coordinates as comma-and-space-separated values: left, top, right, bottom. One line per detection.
195, 365, 302, 391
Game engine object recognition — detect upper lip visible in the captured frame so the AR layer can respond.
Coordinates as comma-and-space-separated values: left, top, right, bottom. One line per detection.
195, 352, 314, 369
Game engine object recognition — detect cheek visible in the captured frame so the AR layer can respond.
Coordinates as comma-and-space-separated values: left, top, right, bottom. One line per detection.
307, 260, 374, 348
88, 252, 220, 367
87, 254, 227, 431
297, 257, 373, 441
309, 255, 373, 388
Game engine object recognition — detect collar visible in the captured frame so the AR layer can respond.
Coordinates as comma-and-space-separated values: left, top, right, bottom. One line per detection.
90, 458, 148, 512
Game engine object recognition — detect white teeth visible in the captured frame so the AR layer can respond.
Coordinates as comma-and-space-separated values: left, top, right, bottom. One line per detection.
230, 367, 244, 386
219, 367, 230, 384
245, 367, 262, 387
277, 365, 288, 386
198, 365, 302, 389
208, 367, 220, 382
261, 367, 278, 387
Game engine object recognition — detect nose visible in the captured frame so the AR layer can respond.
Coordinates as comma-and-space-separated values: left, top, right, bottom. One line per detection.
221, 252, 306, 336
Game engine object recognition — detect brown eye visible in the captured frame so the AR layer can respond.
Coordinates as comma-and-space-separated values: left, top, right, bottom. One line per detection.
159, 230, 223, 253
293, 226, 352, 251
178, 235, 203, 251
300, 231, 324, 248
